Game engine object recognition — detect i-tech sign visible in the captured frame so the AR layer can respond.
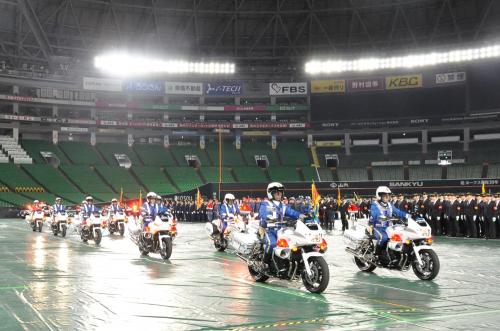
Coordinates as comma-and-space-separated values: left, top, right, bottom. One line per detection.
204, 82, 242, 95
385, 74, 422, 90
269, 82, 308, 96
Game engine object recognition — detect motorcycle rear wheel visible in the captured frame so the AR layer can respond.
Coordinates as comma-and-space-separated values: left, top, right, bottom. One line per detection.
354, 257, 377, 272
248, 265, 269, 283
301, 256, 330, 294
412, 249, 440, 281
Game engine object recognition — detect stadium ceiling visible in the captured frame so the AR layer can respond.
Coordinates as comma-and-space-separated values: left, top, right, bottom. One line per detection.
0, 0, 499, 77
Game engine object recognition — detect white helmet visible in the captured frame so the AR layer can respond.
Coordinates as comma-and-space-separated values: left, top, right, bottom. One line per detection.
111, 198, 118, 203
34, 200, 39, 204
55, 197, 61, 201
85, 196, 93, 201
146, 192, 157, 199
224, 193, 235, 203
376, 186, 392, 200
267, 182, 285, 199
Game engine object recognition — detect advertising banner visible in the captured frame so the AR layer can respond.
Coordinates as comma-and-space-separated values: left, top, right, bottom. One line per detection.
269, 82, 308, 96
311, 80, 345, 93
165, 82, 203, 95
385, 74, 422, 90
83, 77, 122, 92
204, 81, 243, 96
316, 141, 342, 147
60, 127, 88, 133
436, 72, 466, 85
347, 77, 385, 92
123, 80, 163, 94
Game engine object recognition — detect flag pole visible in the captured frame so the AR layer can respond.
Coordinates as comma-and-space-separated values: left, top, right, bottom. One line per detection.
218, 131, 222, 200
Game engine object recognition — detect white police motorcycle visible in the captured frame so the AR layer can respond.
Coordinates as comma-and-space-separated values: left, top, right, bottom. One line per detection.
237, 216, 330, 294
344, 216, 440, 280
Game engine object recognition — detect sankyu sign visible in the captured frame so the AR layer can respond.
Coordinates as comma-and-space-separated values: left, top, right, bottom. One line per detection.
204, 81, 242, 95
385, 74, 422, 90
269, 82, 308, 96
83, 77, 123, 92
165, 82, 203, 95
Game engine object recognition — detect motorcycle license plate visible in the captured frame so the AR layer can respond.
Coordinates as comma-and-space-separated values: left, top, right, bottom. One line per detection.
421, 229, 431, 237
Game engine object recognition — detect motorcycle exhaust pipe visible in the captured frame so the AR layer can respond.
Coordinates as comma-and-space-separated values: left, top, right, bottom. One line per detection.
345, 247, 363, 258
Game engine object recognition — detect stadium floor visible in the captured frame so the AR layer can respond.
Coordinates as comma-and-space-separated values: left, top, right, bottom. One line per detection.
0, 219, 500, 331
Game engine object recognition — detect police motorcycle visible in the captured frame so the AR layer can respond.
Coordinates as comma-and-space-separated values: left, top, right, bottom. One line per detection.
28, 209, 45, 232
129, 212, 177, 260
79, 211, 104, 245
205, 212, 256, 252
107, 210, 126, 236
237, 214, 330, 294
344, 216, 440, 280
51, 211, 69, 237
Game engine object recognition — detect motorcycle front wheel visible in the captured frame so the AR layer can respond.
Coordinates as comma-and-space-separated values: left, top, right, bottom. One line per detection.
412, 249, 440, 281
38, 222, 42, 232
215, 237, 228, 252
119, 223, 125, 236
160, 237, 173, 260
61, 224, 67, 237
94, 228, 102, 245
301, 256, 330, 294
354, 257, 377, 272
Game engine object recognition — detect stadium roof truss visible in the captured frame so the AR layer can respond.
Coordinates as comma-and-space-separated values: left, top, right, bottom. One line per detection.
0, 0, 499, 74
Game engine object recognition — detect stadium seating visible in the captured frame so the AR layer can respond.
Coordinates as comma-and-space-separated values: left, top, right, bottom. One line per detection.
95, 165, 145, 197
233, 167, 268, 183
317, 168, 334, 181
205, 144, 246, 166
242, 142, 279, 166
487, 164, 500, 178
22, 139, 70, 164
447, 164, 482, 179
59, 141, 105, 165
468, 142, 500, 163
134, 144, 177, 166
164, 167, 203, 191
0, 164, 41, 189
0, 192, 31, 206
408, 165, 442, 180
170, 145, 211, 166
199, 167, 236, 183
372, 166, 404, 181
22, 164, 84, 203
277, 142, 311, 166
131, 167, 177, 194
316, 147, 344, 167
268, 166, 301, 182
97, 143, 142, 166
60, 165, 115, 202
337, 167, 368, 181
301, 167, 319, 181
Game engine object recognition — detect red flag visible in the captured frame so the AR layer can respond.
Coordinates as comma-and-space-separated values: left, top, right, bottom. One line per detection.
196, 188, 203, 209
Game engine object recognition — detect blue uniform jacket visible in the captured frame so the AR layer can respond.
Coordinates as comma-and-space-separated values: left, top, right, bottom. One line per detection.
83, 204, 99, 215
141, 202, 159, 218
219, 203, 240, 220
369, 201, 407, 227
52, 204, 65, 213
259, 200, 301, 228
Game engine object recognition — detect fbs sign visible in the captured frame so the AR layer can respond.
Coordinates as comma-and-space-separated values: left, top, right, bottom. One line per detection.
269, 82, 308, 95
385, 74, 422, 90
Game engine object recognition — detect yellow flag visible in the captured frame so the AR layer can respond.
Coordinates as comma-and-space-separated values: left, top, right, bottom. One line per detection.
311, 181, 321, 209
481, 183, 486, 194
119, 187, 124, 206
337, 187, 341, 206
196, 188, 203, 209
139, 189, 142, 207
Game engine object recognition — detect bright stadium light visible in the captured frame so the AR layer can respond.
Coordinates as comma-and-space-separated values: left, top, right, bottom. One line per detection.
94, 52, 235, 76
305, 44, 500, 74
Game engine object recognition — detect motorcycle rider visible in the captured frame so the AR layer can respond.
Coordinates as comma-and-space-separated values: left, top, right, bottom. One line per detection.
108, 198, 123, 214
219, 193, 240, 233
368, 186, 408, 255
83, 196, 99, 218
141, 192, 159, 229
259, 182, 304, 267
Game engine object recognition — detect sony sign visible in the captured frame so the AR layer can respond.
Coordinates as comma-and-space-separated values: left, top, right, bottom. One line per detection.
269, 82, 308, 96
